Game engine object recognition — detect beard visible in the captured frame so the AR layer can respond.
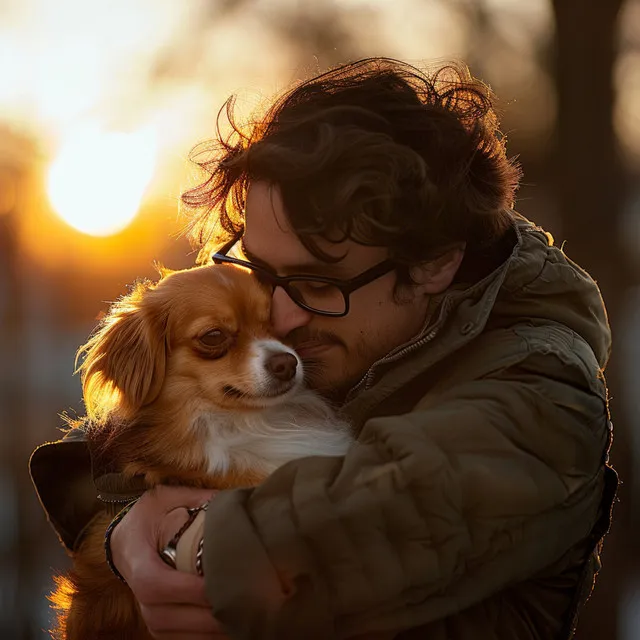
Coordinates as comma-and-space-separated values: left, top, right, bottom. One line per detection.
298, 335, 375, 405
300, 355, 349, 402
285, 322, 398, 404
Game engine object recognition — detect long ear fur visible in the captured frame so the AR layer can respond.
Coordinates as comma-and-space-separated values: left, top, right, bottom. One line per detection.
77, 281, 169, 423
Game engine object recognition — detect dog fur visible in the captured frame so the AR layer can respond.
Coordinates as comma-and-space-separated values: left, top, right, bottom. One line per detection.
49, 263, 353, 639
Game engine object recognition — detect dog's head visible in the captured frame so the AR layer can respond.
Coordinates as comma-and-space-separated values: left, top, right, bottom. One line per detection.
78, 263, 303, 423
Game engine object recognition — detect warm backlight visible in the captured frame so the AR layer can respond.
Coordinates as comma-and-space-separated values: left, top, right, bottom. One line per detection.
47, 124, 157, 237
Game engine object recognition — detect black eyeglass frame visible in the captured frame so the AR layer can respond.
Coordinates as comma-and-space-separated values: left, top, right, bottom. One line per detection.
211, 234, 396, 317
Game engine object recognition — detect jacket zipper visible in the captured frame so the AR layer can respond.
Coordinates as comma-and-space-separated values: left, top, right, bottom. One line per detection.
345, 313, 453, 405
349, 325, 440, 399
344, 291, 458, 402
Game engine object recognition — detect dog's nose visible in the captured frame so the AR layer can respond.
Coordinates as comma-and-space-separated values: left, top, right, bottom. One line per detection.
266, 352, 298, 382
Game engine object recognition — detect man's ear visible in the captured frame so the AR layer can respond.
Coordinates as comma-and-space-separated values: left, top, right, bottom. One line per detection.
411, 244, 466, 295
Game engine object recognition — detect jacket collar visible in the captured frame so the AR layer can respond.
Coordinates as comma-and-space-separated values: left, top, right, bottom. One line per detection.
342, 214, 527, 426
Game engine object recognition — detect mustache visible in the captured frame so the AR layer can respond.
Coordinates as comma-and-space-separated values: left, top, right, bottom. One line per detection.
286, 328, 343, 349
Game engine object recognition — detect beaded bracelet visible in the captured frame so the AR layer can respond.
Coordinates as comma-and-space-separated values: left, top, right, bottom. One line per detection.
104, 499, 138, 584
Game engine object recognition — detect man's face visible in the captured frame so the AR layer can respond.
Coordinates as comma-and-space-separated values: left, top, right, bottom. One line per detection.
241, 181, 432, 399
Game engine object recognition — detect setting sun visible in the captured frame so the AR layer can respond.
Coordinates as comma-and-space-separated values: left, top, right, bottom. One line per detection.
46, 123, 157, 237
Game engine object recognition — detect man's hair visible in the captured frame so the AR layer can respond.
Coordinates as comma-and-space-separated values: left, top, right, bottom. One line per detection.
182, 57, 521, 282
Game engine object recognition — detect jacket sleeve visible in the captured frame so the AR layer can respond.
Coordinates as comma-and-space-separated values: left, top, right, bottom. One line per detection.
29, 428, 102, 552
201, 347, 611, 640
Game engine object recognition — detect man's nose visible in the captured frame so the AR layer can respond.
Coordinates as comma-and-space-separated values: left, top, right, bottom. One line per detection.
270, 286, 313, 338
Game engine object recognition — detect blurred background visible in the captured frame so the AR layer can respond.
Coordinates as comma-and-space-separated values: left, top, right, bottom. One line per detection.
0, 0, 637, 637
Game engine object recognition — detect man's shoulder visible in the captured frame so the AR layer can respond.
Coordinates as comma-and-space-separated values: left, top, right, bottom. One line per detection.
394, 320, 607, 420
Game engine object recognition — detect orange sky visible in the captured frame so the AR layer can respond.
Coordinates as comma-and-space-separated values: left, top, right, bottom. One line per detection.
0, 0, 634, 272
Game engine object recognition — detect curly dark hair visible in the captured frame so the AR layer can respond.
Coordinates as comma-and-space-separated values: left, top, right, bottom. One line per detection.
181, 57, 521, 281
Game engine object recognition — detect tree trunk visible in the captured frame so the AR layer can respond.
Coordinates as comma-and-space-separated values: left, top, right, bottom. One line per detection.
551, 1, 631, 639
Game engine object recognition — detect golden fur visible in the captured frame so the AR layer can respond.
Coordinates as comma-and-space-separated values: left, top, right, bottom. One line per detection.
50, 263, 352, 639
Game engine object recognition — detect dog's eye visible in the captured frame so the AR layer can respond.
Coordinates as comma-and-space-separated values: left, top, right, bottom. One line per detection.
193, 328, 234, 359
199, 329, 227, 347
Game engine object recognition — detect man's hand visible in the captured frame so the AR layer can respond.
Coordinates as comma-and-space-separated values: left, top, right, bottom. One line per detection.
110, 485, 228, 639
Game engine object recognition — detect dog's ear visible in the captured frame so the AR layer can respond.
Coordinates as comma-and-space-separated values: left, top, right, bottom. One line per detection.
77, 281, 168, 422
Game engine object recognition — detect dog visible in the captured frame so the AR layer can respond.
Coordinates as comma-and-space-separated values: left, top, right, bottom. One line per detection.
49, 262, 353, 640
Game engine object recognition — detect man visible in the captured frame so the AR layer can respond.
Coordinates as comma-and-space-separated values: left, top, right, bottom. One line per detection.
30, 57, 617, 639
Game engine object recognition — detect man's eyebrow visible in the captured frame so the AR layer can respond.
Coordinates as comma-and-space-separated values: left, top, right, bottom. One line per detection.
240, 237, 346, 277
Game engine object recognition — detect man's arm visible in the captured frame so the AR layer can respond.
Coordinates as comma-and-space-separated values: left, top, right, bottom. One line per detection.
201, 347, 611, 639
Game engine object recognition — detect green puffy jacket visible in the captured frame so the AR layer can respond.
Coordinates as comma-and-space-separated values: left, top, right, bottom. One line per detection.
30, 214, 617, 640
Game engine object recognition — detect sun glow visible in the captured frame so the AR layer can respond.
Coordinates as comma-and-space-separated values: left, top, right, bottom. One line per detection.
47, 124, 157, 237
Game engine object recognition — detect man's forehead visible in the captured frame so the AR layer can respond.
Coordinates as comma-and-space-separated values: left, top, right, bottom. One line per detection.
243, 181, 389, 273
243, 182, 349, 265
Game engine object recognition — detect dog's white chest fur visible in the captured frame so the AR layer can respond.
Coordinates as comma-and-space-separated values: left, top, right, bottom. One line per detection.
193, 389, 353, 476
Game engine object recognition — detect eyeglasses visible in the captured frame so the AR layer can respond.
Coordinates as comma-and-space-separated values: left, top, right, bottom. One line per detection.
211, 234, 396, 317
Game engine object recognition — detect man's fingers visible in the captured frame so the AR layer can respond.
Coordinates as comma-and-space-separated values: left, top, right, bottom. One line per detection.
136, 569, 211, 606
147, 485, 216, 511
142, 603, 223, 635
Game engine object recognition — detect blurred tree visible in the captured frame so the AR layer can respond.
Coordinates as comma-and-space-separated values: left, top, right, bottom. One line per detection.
550, 2, 632, 639
149, 0, 364, 86
263, 1, 362, 70
0, 129, 33, 639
